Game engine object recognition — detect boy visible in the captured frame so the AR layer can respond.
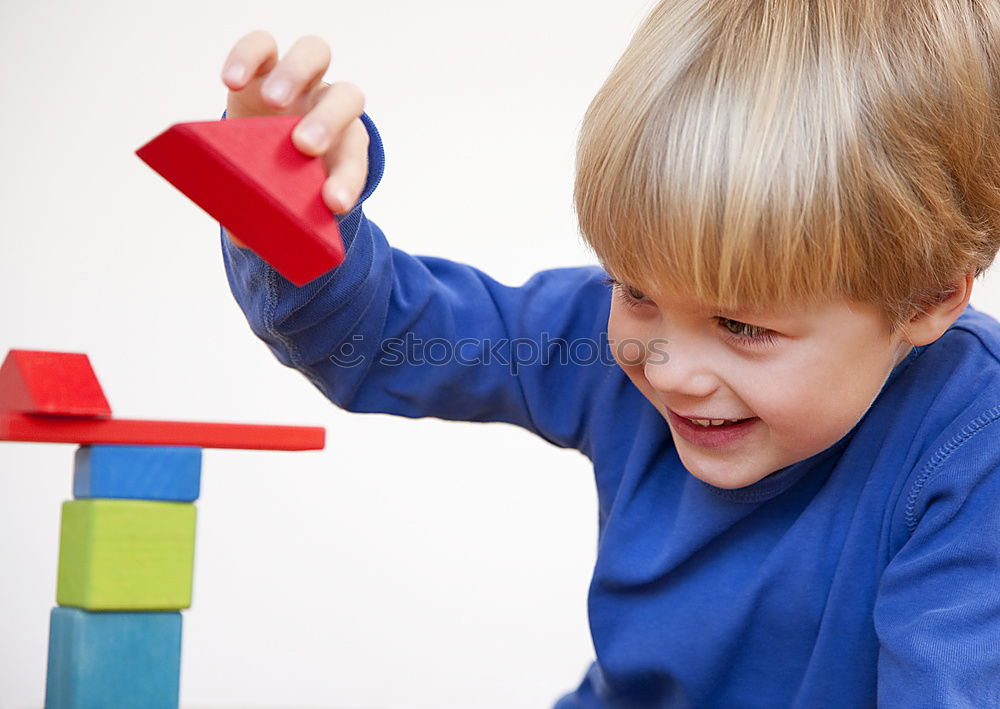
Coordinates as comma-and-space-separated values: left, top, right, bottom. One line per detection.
219, 1, 1000, 705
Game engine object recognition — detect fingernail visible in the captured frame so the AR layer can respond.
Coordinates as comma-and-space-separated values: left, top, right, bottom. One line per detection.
296, 121, 327, 150
223, 62, 246, 85
263, 77, 291, 105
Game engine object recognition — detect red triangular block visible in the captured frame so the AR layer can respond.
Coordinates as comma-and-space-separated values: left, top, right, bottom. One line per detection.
136, 115, 345, 286
0, 350, 112, 418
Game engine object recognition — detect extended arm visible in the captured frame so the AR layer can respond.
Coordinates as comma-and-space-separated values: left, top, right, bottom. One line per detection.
222, 112, 614, 455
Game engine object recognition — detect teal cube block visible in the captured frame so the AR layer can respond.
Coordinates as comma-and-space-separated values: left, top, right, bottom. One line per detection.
73, 444, 201, 502
44, 607, 182, 709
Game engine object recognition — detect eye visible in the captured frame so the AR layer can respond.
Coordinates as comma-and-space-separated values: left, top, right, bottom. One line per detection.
716, 317, 778, 348
604, 276, 780, 347
603, 276, 649, 309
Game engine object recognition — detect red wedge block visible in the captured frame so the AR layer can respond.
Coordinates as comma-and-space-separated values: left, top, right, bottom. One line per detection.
0, 350, 111, 418
136, 115, 344, 286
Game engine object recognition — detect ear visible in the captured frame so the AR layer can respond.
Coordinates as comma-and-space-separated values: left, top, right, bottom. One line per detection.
901, 272, 975, 346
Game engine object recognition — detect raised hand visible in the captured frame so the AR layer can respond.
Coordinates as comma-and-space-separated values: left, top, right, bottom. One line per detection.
221, 30, 369, 246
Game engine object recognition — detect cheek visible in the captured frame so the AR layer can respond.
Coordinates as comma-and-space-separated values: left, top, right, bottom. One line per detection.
756, 348, 882, 444
754, 375, 824, 432
607, 304, 652, 374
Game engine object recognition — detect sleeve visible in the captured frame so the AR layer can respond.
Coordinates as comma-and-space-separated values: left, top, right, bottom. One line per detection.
220, 111, 615, 455
873, 409, 1000, 707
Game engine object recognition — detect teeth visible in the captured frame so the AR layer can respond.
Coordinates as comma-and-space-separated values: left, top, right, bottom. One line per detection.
688, 418, 736, 427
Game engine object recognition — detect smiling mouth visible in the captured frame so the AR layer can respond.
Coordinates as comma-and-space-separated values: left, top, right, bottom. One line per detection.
666, 409, 760, 448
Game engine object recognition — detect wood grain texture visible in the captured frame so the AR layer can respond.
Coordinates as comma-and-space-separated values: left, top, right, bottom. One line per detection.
73, 445, 202, 502
45, 607, 181, 709
57, 500, 197, 610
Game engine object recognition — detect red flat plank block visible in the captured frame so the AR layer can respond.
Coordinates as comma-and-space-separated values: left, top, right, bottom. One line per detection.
0, 412, 324, 450
136, 115, 344, 286
0, 350, 111, 418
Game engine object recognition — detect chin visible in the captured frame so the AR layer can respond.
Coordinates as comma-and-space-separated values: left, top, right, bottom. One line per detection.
698, 472, 765, 490
677, 454, 766, 489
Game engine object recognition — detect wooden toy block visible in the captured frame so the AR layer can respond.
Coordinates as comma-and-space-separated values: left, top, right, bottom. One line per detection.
57, 499, 196, 610
136, 115, 345, 286
0, 410, 325, 450
0, 350, 111, 417
45, 607, 181, 709
73, 445, 202, 502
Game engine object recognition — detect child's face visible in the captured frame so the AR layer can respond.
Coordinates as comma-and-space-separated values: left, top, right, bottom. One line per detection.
607, 280, 913, 489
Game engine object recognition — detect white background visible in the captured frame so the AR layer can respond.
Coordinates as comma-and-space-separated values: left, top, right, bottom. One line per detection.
4, 1, 1000, 708
0, 1, 663, 707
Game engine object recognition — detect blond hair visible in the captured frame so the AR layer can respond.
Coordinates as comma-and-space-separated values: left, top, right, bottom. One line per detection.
575, 0, 1000, 333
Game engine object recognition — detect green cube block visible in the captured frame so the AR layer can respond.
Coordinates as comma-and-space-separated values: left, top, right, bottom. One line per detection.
56, 499, 196, 610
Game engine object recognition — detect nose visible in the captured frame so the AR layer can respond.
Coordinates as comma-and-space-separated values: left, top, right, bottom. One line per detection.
642, 339, 720, 399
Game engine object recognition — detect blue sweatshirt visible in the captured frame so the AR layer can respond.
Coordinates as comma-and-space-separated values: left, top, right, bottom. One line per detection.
221, 112, 1000, 707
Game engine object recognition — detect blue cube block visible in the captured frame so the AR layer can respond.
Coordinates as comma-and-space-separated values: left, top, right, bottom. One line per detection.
73, 445, 201, 502
45, 607, 182, 709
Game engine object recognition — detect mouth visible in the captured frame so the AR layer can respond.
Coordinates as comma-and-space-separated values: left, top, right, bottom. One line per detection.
666, 409, 759, 448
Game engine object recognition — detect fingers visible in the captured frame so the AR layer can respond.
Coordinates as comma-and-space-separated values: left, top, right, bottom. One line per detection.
320, 116, 370, 214
221, 32, 331, 119
220, 32, 368, 215
259, 35, 331, 110
292, 81, 368, 213
221, 30, 278, 91
292, 81, 365, 155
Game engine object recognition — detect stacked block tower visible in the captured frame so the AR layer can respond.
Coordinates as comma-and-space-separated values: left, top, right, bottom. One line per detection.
0, 349, 325, 708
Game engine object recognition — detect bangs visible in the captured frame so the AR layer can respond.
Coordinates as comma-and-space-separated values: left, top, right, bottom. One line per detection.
575, 0, 1000, 331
